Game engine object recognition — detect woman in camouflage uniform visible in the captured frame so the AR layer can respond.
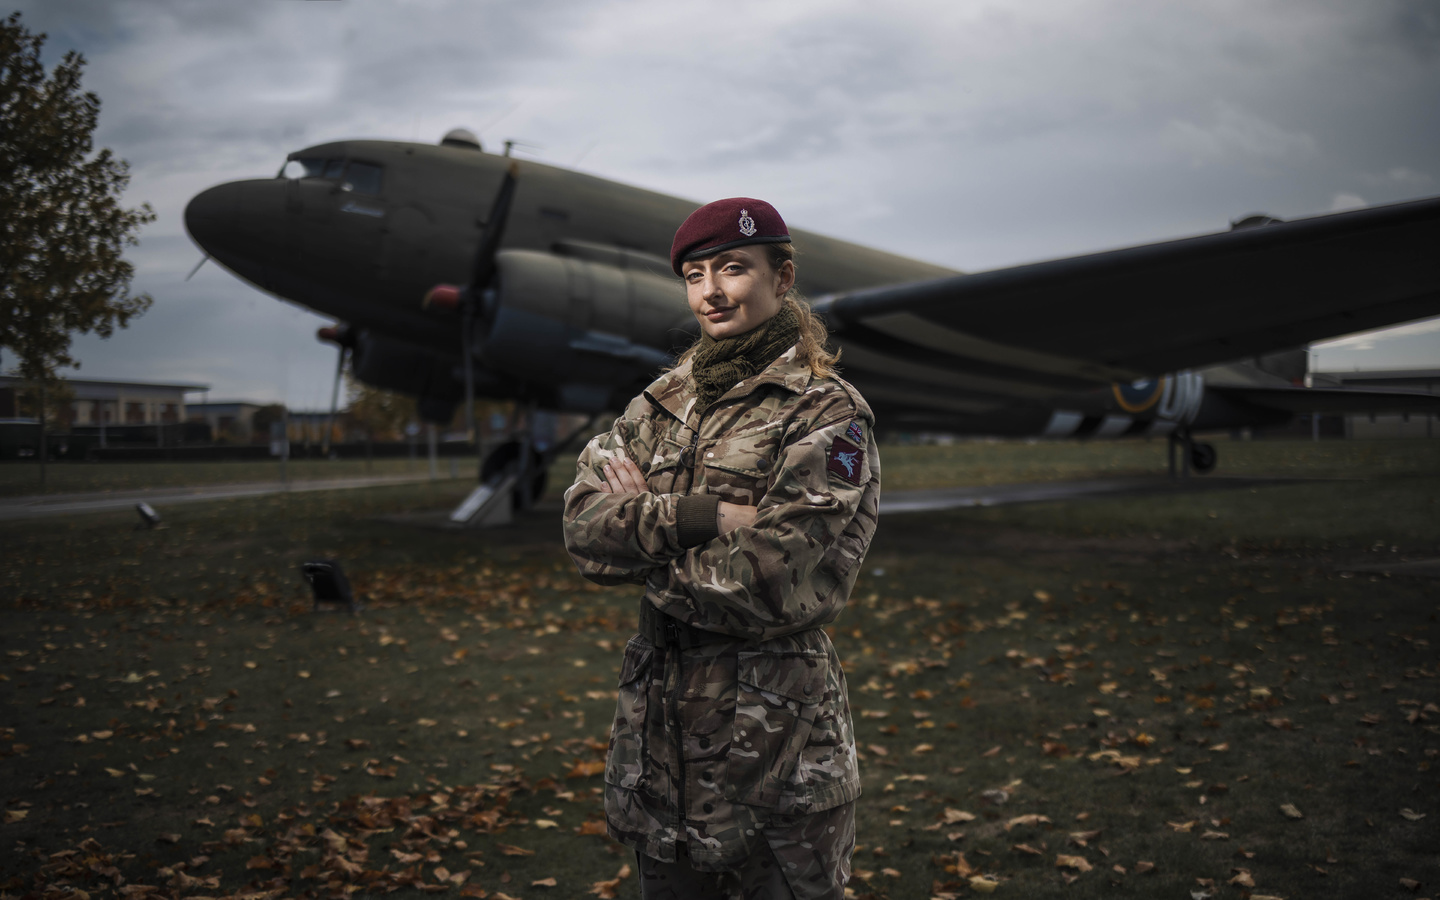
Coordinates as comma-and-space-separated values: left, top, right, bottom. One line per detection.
562, 198, 880, 900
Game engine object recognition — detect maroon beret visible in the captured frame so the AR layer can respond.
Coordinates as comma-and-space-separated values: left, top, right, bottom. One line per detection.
670, 197, 791, 275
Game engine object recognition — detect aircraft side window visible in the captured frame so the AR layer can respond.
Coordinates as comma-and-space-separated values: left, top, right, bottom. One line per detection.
342, 162, 384, 195
323, 158, 345, 180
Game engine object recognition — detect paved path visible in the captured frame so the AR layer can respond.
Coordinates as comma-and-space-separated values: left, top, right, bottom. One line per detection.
878, 475, 1312, 515
0, 473, 442, 522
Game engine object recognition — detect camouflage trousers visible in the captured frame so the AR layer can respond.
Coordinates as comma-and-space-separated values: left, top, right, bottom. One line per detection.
636, 801, 855, 900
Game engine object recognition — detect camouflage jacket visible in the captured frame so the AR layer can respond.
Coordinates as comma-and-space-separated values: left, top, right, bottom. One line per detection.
562, 344, 880, 870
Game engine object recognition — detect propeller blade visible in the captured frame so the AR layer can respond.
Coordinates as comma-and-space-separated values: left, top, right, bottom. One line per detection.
469, 161, 520, 290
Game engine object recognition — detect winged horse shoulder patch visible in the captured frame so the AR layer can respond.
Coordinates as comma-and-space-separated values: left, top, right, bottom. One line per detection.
826, 436, 863, 485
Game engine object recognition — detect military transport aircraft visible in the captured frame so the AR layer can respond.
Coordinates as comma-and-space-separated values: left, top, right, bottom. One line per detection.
184, 128, 1440, 515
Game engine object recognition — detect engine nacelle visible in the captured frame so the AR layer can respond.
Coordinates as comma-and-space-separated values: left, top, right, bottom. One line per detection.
475, 250, 691, 392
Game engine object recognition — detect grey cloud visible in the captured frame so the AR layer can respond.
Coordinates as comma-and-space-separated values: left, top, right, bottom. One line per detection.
9, 0, 1439, 398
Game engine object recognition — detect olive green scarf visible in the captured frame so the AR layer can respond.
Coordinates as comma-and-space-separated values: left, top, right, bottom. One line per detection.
690, 303, 800, 412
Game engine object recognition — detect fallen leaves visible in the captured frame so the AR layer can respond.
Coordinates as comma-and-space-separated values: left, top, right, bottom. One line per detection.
496, 843, 535, 857
1280, 803, 1304, 819
1004, 814, 1052, 831
566, 759, 605, 778
588, 863, 632, 898
1056, 854, 1093, 872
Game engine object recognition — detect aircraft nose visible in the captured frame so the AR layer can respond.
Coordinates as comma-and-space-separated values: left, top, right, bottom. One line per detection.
184, 178, 293, 284
184, 181, 249, 255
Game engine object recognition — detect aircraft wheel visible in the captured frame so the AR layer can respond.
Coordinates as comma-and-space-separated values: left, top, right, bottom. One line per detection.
1190, 442, 1217, 473
480, 440, 548, 508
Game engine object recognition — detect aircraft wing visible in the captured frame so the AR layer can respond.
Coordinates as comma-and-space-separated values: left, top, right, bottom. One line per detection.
1212, 385, 1440, 415
813, 195, 1440, 391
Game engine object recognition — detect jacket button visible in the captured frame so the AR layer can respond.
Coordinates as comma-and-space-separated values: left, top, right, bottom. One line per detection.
756, 458, 768, 470
703, 802, 714, 813
803, 684, 813, 695
698, 737, 710, 749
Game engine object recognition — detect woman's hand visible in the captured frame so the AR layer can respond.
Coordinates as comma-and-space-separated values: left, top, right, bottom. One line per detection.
717, 501, 757, 534
599, 453, 648, 494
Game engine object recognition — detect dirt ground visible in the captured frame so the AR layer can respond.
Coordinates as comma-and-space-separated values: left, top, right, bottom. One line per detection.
2, 440, 1437, 899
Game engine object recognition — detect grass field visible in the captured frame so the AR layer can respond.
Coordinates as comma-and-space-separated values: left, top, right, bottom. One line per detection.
1, 439, 1437, 899
6, 436, 1436, 500
0, 457, 482, 499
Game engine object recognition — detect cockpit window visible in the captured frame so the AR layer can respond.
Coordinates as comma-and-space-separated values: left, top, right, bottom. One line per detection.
282, 157, 326, 179
342, 162, 384, 195
324, 158, 345, 180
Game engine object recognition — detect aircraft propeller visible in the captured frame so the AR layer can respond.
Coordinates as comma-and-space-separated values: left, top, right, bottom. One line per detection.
422, 161, 520, 441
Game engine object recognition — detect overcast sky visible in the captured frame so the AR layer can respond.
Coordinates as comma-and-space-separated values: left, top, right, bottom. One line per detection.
11, 0, 1440, 405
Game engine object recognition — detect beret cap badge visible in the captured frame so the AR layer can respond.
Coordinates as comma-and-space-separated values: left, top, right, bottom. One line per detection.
670, 197, 791, 275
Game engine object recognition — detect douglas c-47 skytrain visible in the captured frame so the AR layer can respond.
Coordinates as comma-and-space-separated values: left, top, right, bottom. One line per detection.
184, 128, 1440, 509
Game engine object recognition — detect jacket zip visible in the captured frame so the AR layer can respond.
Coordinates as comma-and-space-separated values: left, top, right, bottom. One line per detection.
672, 415, 703, 844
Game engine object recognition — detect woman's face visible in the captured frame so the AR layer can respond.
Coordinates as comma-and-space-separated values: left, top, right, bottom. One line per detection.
682, 246, 795, 340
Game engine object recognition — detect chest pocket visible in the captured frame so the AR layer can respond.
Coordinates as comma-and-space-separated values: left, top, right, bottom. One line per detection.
642, 435, 691, 494
701, 422, 786, 507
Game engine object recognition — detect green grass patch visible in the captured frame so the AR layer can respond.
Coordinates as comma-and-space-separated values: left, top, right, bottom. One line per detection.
1, 440, 1437, 898
0, 457, 478, 499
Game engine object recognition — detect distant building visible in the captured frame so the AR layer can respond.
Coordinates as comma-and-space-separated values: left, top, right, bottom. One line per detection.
1312, 367, 1439, 439
186, 401, 269, 443
0, 374, 208, 428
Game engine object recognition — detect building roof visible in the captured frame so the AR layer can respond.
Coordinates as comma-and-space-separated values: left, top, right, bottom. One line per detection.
0, 374, 210, 392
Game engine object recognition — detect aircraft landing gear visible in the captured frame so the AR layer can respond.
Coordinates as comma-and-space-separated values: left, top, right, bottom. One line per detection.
1168, 429, 1218, 478
449, 406, 596, 526
480, 438, 547, 511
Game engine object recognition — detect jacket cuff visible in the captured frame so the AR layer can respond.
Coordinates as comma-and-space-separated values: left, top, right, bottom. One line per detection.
675, 494, 722, 548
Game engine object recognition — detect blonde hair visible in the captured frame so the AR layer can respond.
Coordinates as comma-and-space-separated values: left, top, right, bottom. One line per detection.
675, 242, 842, 380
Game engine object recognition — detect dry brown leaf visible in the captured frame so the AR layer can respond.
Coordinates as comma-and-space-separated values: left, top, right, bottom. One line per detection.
496, 844, 535, 857
943, 808, 977, 824
531, 877, 557, 887
1134, 861, 1156, 874
1280, 803, 1304, 819
1200, 831, 1230, 840
1229, 869, 1255, 887
1399, 808, 1426, 822
881, 867, 902, 877
1399, 877, 1420, 891
576, 819, 608, 836
1167, 820, 1196, 833
567, 759, 605, 778
1013, 843, 1042, 855
1005, 814, 1053, 831
1056, 854, 1093, 872
969, 876, 999, 893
